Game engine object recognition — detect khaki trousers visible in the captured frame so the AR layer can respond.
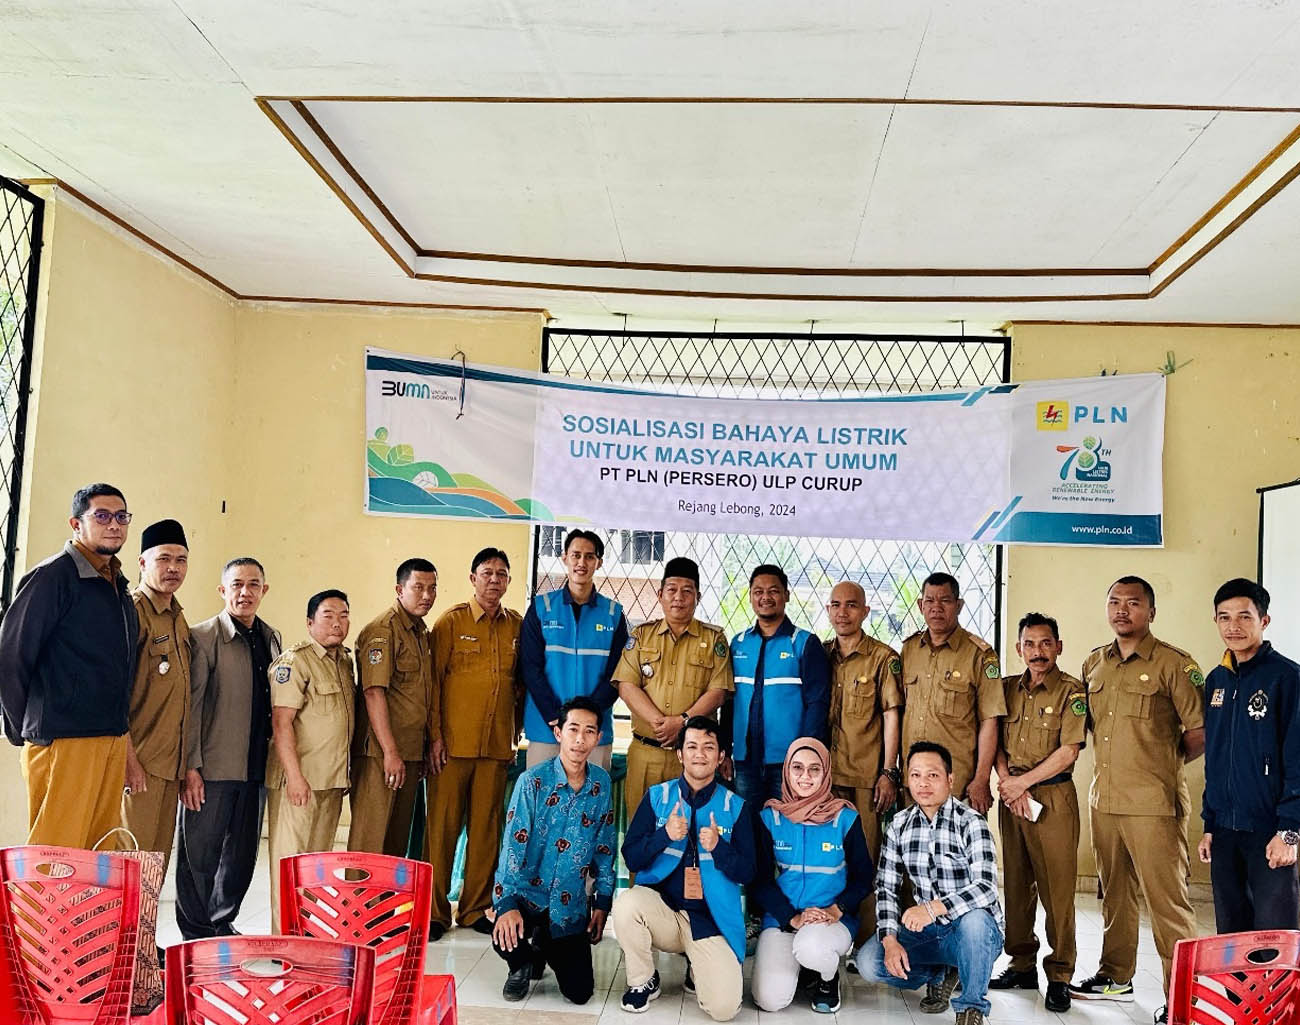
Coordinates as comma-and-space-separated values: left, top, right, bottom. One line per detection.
121, 772, 181, 874
425, 756, 509, 928
525, 742, 612, 773
625, 743, 681, 819
833, 785, 884, 943
1091, 808, 1196, 992
21, 734, 127, 848
611, 885, 742, 1022
998, 781, 1080, 982
346, 755, 423, 857
267, 786, 344, 931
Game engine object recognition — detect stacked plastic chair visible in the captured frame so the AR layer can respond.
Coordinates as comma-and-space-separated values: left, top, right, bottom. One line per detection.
1169, 931, 1300, 1025
165, 936, 374, 1024
279, 852, 456, 1025
0, 845, 142, 1025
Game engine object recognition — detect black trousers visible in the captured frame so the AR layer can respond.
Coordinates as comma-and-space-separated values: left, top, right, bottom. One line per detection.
1210, 828, 1300, 933
175, 780, 266, 940
492, 905, 594, 1005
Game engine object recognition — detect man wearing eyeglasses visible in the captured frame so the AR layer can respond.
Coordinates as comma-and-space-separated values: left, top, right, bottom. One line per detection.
0, 483, 141, 847
899, 573, 1005, 814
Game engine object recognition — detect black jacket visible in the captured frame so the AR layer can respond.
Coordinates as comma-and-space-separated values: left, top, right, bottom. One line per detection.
1203, 642, 1300, 834
0, 541, 138, 745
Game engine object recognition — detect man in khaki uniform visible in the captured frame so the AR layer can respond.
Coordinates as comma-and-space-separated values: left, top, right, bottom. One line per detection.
615, 556, 733, 821
990, 612, 1086, 1013
426, 548, 523, 939
823, 579, 902, 942
267, 589, 355, 928
348, 558, 438, 856
122, 519, 191, 870
900, 572, 1005, 812
1070, 576, 1205, 1025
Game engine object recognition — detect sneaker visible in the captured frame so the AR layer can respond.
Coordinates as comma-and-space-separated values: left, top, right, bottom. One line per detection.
798, 966, 820, 993
955, 1009, 985, 1025
812, 975, 841, 1014
1155, 1006, 1168, 1024
989, 966, 1039, 990
503, 964, 532, 1002
746, 918, 761, 956
920, 968, 960, 1014
1046, 981, 1071, 1013
683, 959, 695, 994
846, 949, 860, 976
1069, 973, 1135, 1002
621, 971, 662, 1012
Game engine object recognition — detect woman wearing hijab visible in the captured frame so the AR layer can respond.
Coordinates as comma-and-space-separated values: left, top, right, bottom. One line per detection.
752, 737, 875, 1014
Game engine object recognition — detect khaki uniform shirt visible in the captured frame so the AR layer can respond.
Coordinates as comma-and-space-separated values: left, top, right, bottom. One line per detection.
613, 618, 734, 740
127, 583, 191, 780
1001, 668, 1087, 774
354, 602, 433, 762
1083, 632, 1204, 817
826, 631, 904, 789
431, 600, 523, 762
266, 640, 355, 790
901, 626, 1006, 788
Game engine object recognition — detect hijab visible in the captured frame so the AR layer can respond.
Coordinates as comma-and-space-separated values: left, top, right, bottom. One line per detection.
764, 737, 855, 825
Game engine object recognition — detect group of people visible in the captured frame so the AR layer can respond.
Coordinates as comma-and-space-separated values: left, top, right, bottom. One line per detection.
1, 483, 1297, 1025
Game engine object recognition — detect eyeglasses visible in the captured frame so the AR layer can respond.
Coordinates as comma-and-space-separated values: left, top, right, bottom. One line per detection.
86, 510, 133, 525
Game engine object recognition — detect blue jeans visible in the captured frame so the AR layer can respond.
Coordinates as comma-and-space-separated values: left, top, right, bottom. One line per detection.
731, 761, 784, 806
855, 908, 1003, 1015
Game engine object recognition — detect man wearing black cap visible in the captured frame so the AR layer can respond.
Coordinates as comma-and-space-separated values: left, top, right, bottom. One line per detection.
121, 518, 192, 871
614, 557, 734, 819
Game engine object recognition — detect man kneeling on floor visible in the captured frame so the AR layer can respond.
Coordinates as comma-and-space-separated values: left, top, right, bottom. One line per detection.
491, 695, 616, 1003
614, 715, 761, 1021
855, 742, 1004, 1025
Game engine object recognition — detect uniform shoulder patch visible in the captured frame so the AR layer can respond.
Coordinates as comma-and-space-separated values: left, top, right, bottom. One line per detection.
274, 664, 292, 684
624, 634, 636, 650
888, 657, 902, 677
1186, 665, 1205, 687
1069, 694, 1088, 717
984, 660, 1001, 679
368, 648, 384, 665
714, 639, 728, 658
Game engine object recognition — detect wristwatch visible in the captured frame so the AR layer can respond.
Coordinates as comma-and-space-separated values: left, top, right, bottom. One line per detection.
1278, 830, 1299, 846
882, 767, 902, 786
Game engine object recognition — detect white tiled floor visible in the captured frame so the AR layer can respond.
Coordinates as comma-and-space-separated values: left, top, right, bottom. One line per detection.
154, 842, 1217, 1024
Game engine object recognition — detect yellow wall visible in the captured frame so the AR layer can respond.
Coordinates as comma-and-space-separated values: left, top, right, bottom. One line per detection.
1005, 323, 1300, 882
1, 194, 237, 841
227, 303, 542, 636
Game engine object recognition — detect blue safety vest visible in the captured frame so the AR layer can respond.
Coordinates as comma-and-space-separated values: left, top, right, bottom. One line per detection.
635, 778, 748, 963
524, 589, 623, 744
730, 625, 814, 764
759, 805, 860, 935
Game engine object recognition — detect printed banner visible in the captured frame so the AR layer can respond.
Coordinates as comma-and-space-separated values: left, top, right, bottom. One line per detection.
365, 348, 1165, 547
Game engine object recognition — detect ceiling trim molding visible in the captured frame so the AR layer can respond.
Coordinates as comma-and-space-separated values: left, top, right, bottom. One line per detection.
260, 96, 1300, 304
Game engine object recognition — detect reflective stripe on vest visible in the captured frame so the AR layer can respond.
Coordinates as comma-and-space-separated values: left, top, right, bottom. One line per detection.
524, 589, 623, 744
728, 626, 813, 763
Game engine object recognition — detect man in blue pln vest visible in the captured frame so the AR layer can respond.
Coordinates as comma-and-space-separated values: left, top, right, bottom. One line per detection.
520, 529, 628, 772
614, 716, 761, 1022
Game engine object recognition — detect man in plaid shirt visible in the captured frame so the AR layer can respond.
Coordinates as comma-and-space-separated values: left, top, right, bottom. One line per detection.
854, 741, 1004, 1025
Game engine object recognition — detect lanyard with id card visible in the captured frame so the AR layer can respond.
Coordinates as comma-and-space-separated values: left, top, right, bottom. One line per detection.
683, 807, 704, 899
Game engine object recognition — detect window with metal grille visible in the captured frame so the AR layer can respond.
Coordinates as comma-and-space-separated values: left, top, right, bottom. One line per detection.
0, 178, 41, 608
531, 330, 1009, 655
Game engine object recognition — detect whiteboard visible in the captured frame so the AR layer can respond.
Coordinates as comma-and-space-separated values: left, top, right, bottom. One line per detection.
1260, 481, 1300, 656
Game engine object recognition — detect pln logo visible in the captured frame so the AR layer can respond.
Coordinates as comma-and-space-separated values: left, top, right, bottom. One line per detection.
1057, 436, 1112, 482
1036, 401, 1069, 431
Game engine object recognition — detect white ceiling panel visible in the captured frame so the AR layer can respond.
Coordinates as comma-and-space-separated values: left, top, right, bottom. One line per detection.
910, 0, 1300, 105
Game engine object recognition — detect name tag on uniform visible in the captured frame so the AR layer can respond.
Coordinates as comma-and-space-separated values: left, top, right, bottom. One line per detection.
683, 866, 703, 900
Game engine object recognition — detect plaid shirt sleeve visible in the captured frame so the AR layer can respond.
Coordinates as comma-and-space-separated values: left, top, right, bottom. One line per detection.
875, 816, 905, 937
937, 806, 1000, 920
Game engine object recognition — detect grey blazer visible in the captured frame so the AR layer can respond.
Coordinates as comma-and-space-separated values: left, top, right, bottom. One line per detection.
187, 610, 283, 782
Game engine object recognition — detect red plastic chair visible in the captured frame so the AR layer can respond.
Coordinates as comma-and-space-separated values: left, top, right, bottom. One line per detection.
1169, 931, 1300, 1025
279, 852, 455, 1025
164, 936, 375, 1025
0, 845, 142, 1024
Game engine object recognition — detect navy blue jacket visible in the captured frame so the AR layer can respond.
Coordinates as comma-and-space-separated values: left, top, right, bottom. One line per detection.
1202, 642, 1300, 834
0, 542, 138, 745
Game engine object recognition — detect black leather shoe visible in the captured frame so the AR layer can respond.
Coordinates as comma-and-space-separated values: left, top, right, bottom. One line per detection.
429, 922, 447, 942
989, 966, 1039, 990
504, 965, 532, 1001
470, 917, 495, 935
1046, 982, 1071, 1013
